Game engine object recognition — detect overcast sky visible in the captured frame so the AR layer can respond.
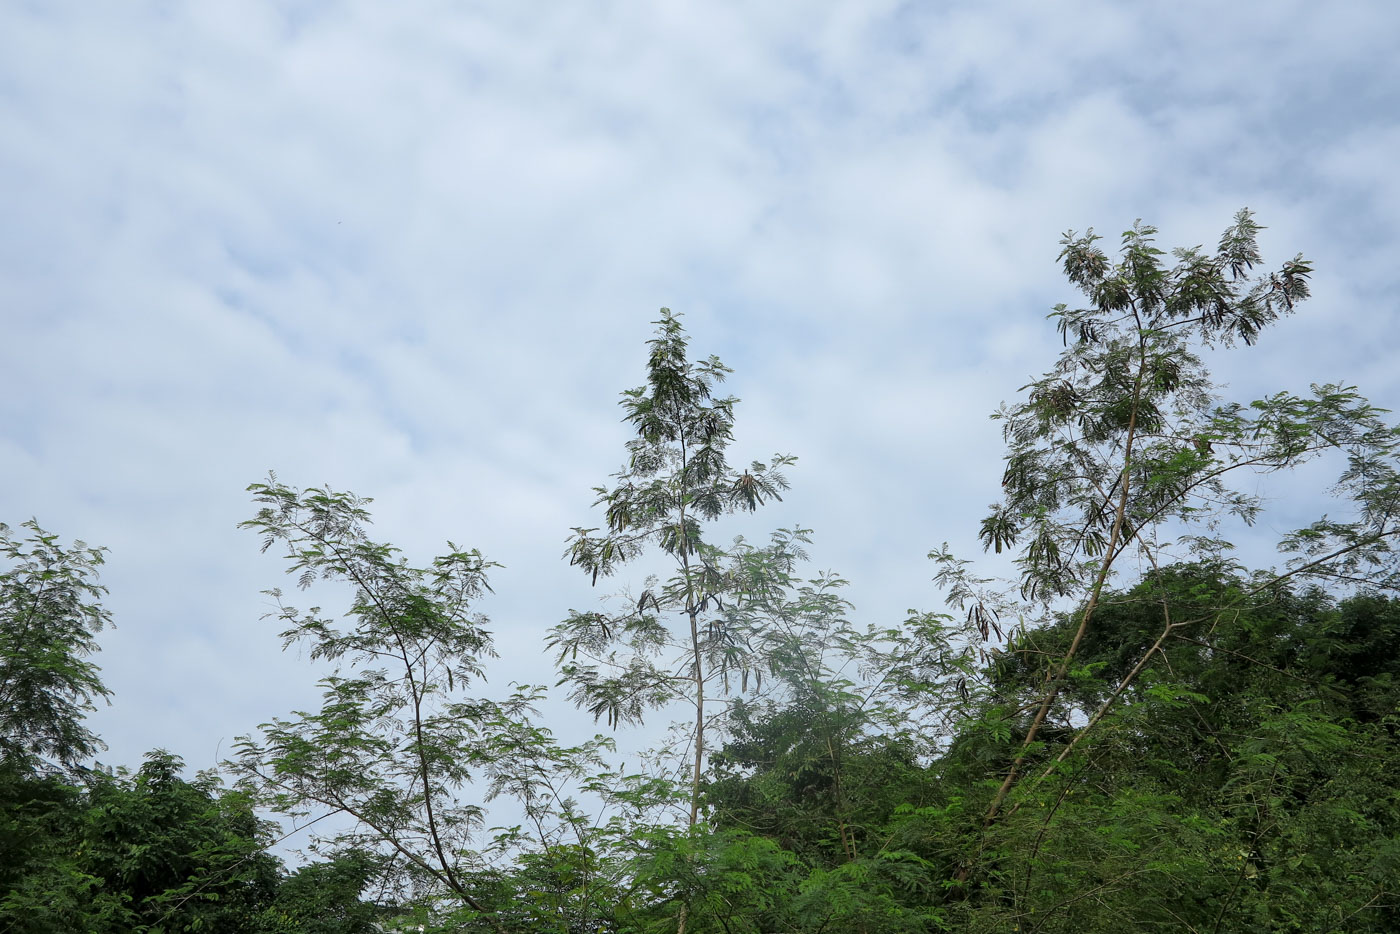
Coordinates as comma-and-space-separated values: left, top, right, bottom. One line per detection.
3, 0, 1399, 790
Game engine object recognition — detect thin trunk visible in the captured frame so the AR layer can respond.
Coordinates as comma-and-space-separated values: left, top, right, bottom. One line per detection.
825, 733, 857, 862
689, 604, 704, 827
316, 527, 503, 930
956, 336, 1149, 891
677, 438, 700, 934
980, 362, 1143, 828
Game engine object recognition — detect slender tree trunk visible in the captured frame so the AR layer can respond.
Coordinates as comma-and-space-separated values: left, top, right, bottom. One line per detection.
979, 369, 1142, 829
689, 607, 704, 827
678, 598, 703, 934
954, 340, 1148, 893
677, 440, 700, 934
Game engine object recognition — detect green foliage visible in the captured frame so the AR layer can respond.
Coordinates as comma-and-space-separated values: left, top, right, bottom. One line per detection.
941, 573, 1400, 932
0, 751, 381, 934
232, 478, 499, 921
692, 214, 1400, 931
702, 599, 967, 869
12, 215, 1400, 933
634, 828, 800, 934
0, 520, 112, 772
697, 568, 1400, 932
232, 478, 624, 931
974, 211, 1395, 607
563, 309, 793, 587
551, 309, 794, 830
268, 851, 385, 934
934, 210, 1400, 846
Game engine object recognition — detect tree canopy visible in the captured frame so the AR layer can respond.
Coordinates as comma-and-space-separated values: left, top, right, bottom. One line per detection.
4, 211, 1397, 931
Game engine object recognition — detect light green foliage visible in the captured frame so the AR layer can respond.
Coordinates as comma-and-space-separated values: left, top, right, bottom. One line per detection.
0, 520, 112, 771
231, 478, 596, 929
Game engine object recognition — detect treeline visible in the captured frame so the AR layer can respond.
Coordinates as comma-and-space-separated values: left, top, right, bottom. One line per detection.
3, 212, 1398, 932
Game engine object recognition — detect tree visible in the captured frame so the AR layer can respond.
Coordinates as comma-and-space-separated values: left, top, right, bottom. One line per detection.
0, 520, 112, 772
550, 310, 794, 833
927, 569, 1400, 932
935, 209, 1400, 838
0, 750, 386, 933
549, 310, 795, 934
269, 850, 387, 934
2, 751, 270, 933
697, 565, 978, 934
231, 478, 574, 932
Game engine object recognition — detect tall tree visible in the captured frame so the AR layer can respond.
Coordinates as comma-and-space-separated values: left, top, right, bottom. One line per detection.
550, 310, 792, 930
231, 478, 587, 933
935, 210, 1400, 859
0, 520, 112, 772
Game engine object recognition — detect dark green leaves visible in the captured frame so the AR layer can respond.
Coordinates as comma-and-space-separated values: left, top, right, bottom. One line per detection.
984, 212, 1392, 609
552, 311, 796, 835
0, 520, 112, 772
241, 477, 497, 677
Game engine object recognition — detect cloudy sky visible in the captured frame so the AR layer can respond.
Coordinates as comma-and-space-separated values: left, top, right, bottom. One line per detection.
3, 0, 1398, 786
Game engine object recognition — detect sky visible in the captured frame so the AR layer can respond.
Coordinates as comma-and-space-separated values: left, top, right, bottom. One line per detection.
3, 0, 1399, 799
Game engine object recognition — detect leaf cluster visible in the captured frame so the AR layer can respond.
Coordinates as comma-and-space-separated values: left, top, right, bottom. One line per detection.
0, 520, 112, 772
